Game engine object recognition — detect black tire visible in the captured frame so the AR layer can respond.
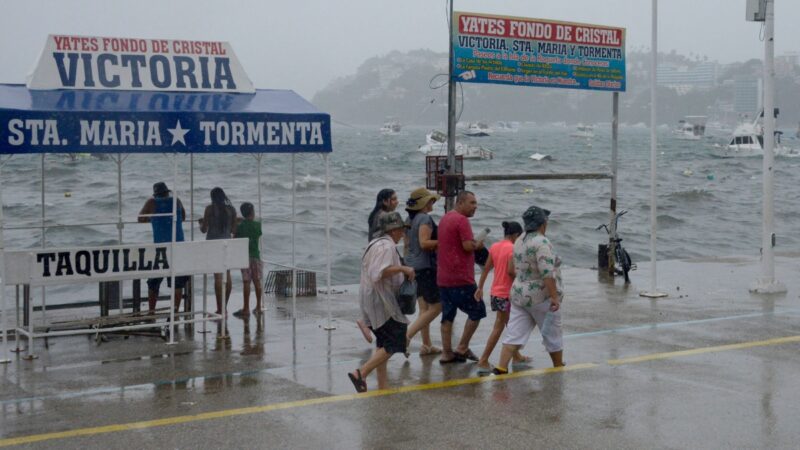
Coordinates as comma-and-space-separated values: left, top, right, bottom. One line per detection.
618, 248, 632, 283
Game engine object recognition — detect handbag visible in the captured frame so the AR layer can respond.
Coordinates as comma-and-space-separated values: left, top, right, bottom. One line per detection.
397, 278, 417, 315
396, 249, 417, 315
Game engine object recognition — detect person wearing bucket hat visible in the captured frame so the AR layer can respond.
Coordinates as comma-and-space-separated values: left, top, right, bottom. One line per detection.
348, 211, 415, 393
138, 182, 188, 313
404, 188, 443, 356
494, 205, 564, 374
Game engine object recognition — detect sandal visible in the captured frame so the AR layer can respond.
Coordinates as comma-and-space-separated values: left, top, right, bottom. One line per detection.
476, 365, 494, 376
232, 309, 250, 319
512, 355, 533, 369
347, 369, 367, 393
419, 345, 442, 356
453, 349, 479, 362
439, 353, 467, 364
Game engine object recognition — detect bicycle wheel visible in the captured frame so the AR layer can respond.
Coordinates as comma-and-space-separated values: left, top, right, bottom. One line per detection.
618, 248, 632, 283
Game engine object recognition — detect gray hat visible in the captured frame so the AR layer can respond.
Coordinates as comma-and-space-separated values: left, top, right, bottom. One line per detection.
379, 211, 405, 234
522, 205, 550, 232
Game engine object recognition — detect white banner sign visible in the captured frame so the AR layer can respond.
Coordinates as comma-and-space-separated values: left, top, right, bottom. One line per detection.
3, 239, 249, 286
27, 35, 255, 93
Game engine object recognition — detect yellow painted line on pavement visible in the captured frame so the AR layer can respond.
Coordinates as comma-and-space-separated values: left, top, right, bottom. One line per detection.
3, 334, 800, 447
607, 335, 800, 365
0, 364, 594, 447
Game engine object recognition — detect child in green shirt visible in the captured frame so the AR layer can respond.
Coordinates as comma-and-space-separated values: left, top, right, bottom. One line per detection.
234, 202, 263, 317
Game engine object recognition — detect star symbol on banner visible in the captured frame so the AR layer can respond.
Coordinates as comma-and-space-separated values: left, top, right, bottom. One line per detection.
167, 120, 190, 146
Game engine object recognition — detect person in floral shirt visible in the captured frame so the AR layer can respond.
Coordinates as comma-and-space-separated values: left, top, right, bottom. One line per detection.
493, 205, 564, 374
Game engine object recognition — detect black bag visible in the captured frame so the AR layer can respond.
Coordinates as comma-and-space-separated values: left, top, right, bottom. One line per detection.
397, 278, 417, 315
475, 246, 489, 267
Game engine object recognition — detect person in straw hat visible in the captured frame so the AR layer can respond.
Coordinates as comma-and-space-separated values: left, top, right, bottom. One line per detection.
403, 187, 443, 356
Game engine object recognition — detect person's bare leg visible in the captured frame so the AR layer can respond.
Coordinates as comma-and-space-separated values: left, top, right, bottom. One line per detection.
454, 318, 480, 354
478, 312, 506, 369
225, 270, 232, 304
375, 360, 389, 390
350, 347, 391, 390
417, 299, 432, 347
407, 302, 442, 342
148, 289, 158, 312
440, 320, 454, 361
253, 276, 263, 311
549, 350, 564, 367
173, 288, 183, 313
496, 343, 520, 373
213, 273, 223, 313
242, 279, 251, 313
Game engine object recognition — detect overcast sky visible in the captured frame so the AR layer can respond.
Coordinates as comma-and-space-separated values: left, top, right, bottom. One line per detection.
2, 0, 799, 98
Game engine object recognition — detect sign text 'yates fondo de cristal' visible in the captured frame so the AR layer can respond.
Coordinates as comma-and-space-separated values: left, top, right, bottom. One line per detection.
453, 12, 625, 92
27, 35, 255, 93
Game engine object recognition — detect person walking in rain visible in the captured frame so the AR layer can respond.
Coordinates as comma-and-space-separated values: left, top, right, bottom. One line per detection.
494, 206, 564, 374
348, 212, 415, 392
436, 191, 486, 364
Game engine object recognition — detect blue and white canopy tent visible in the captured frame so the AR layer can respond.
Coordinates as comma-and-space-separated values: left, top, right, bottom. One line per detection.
0, 35, 334, 362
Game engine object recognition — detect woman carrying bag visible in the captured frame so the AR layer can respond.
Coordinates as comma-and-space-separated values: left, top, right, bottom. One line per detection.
348, 212, 416, 393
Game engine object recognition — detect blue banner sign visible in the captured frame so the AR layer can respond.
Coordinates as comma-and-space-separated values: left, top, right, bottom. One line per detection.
0, 85, 332, 154
453, 12, 626, 92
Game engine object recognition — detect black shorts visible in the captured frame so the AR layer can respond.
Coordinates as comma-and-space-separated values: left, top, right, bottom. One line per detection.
371, 319, 408, 355
147, 276, 189, 292
440, 285, 487, 323
415, 268, 440, 304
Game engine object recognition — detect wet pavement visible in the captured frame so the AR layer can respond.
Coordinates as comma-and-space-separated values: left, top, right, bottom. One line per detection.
2, 254, 800, 448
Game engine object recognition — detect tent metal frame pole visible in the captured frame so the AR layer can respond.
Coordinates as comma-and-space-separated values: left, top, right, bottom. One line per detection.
40, 154, 46, 326
641, 0, 667, 298
291, 154, 297, 323
115, 155, 125, 316
0, 158, 11, 363
256, 154, 266, 312
323, 154, 334, 330
167, 154, 178, 345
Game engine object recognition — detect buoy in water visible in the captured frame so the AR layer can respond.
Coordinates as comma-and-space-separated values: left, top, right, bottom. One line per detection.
682, 169, 693, 177
64, 192, 72, 197
523, 188, 533, 194
707, 174, 715, 181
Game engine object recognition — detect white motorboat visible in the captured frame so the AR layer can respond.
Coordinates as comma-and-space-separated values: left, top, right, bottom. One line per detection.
711, 113, 799, 157
463, 122, 492, 137
379, 119, 402, 135
673, 116, 707, 140
418, 130, 493, 160
569, 124, 595, 139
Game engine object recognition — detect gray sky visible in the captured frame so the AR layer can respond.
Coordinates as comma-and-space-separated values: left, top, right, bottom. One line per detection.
2, 0, 799, 98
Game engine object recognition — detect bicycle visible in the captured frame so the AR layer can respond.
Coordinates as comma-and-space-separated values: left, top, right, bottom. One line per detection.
596, 210, 634, 283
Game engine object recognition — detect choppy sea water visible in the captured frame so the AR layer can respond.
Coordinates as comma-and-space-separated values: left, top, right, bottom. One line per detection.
3, 123, 800, 304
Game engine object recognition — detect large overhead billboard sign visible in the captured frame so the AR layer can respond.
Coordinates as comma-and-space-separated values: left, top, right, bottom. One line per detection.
453, 12, 626, 92
27, 35, 255, 93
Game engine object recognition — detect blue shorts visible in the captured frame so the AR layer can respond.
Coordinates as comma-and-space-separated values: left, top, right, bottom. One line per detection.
439, 285, 486, 323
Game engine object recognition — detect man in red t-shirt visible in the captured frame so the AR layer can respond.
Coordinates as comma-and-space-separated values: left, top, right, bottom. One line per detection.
436, 191, 487, 364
